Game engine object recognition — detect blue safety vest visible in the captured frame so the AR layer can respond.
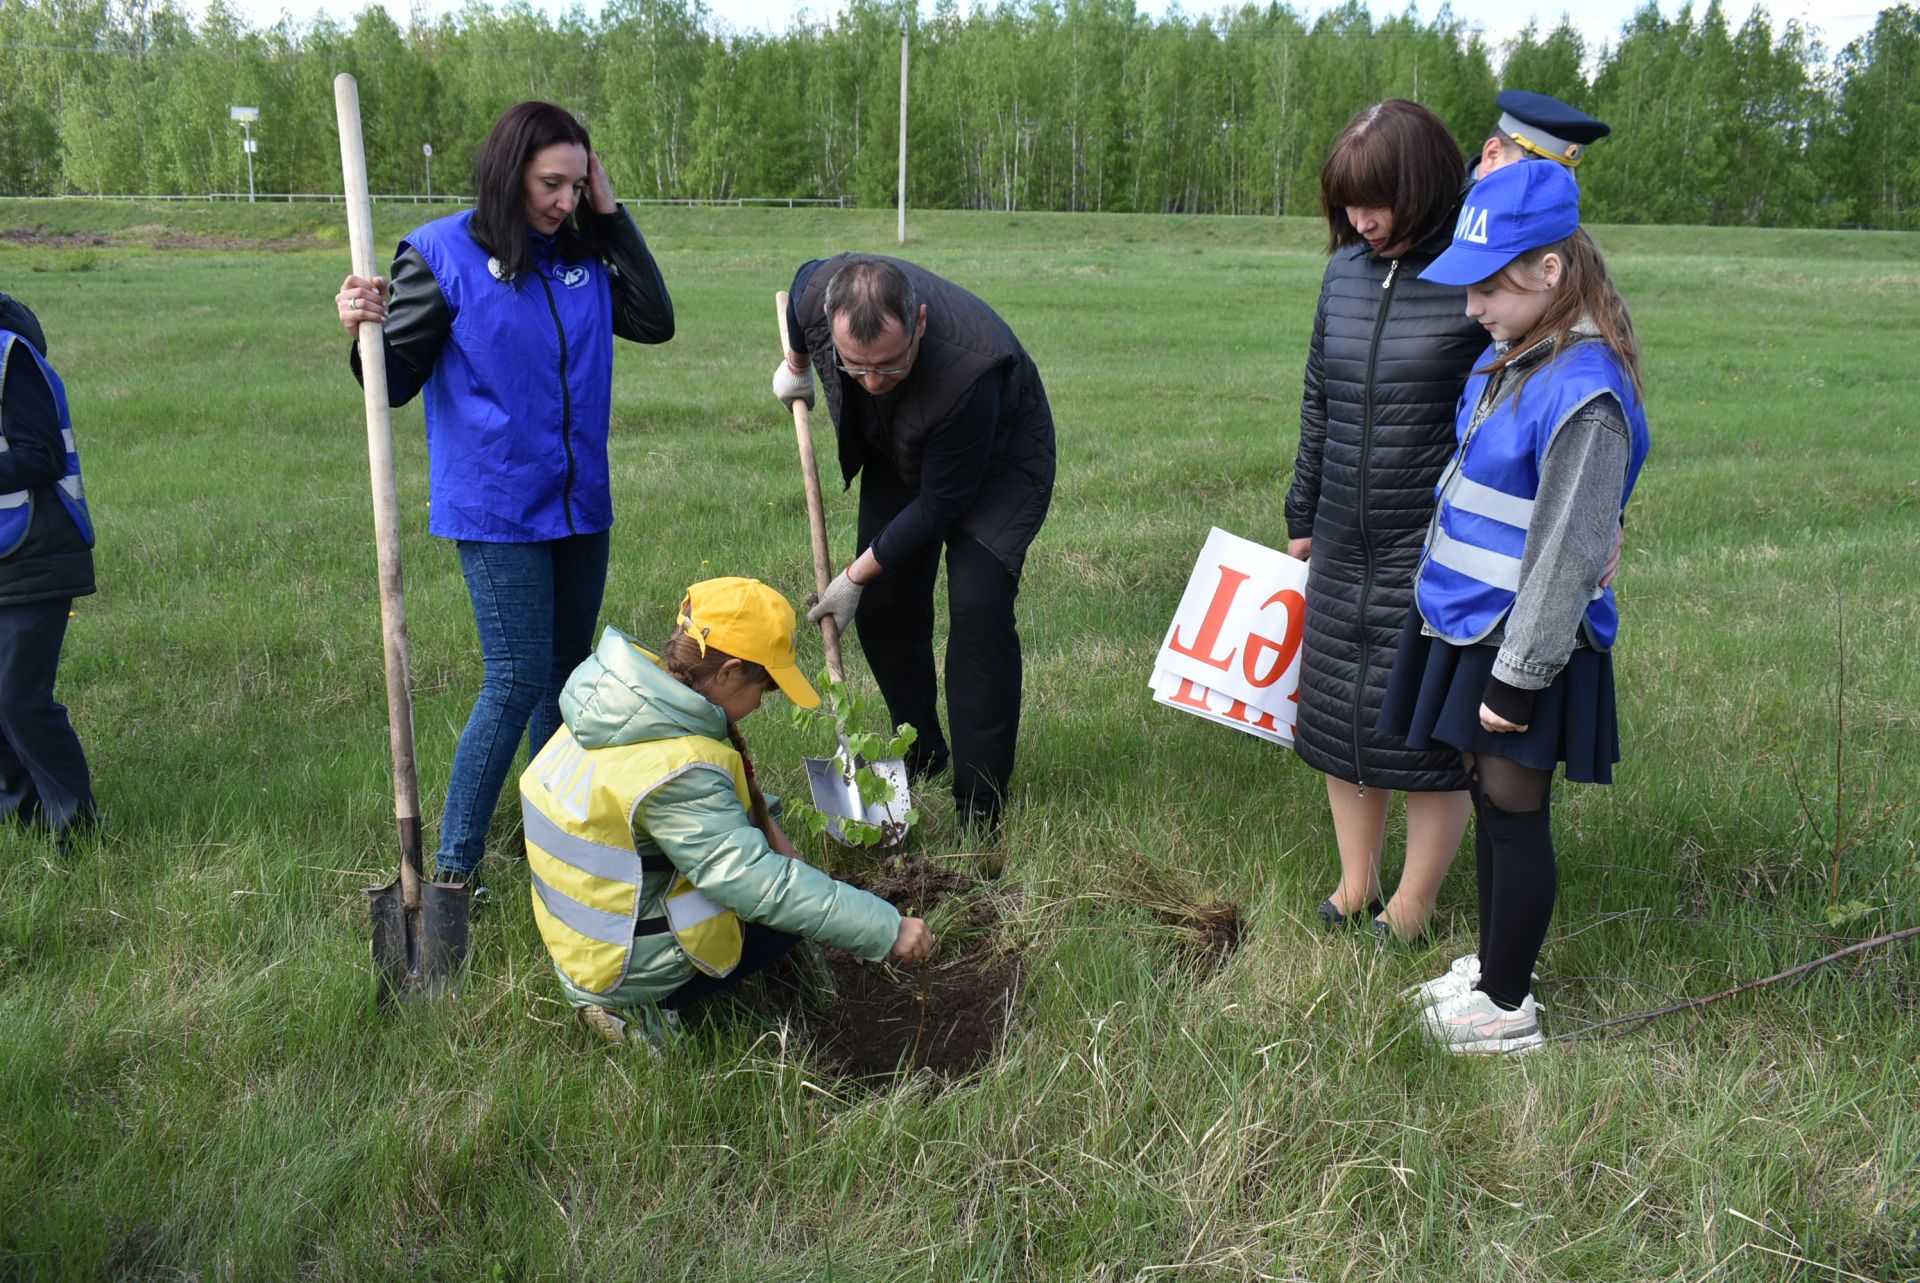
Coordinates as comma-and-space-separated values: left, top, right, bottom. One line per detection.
0, 328, 94, 558
1415, 339, 1649, 648
403, 211, 615, 542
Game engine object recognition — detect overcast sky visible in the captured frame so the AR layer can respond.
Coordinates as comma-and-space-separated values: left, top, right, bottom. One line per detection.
203, 0, 1883, 57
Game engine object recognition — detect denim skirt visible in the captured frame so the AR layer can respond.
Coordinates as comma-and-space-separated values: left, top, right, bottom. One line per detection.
1376, 612, 1621, 784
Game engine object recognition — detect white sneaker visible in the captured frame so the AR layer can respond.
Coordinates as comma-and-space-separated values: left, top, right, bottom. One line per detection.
1420, 989, 1544, 1055
1401, 954, 1541, 1006
1402, 953, 1482, 1004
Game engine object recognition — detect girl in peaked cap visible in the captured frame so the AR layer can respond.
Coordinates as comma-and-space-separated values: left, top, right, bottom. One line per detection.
1381, 162, 1652, 1054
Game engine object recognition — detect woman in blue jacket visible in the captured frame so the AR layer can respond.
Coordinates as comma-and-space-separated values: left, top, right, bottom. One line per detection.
332, 101, 674, 888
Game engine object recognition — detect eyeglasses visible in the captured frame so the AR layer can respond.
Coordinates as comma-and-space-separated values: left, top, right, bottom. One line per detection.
838, 358, 913, 378
835, 328, 920, 379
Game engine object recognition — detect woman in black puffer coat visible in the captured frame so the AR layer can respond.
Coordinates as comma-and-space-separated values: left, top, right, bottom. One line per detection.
1285, 101, 1484, 941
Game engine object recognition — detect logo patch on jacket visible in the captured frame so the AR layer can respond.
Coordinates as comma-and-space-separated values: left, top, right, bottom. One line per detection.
557, 265, 590, 289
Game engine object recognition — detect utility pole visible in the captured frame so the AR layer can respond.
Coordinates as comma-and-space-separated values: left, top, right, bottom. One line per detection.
230, 106, 259, 202
897, 13, 909, 245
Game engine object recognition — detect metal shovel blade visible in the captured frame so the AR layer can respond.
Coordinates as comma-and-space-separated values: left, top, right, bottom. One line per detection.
803, 750, 912, 847
367, 878, 471, 1002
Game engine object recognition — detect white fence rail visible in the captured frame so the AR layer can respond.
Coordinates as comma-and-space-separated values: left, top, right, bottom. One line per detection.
0, 192, 851, 207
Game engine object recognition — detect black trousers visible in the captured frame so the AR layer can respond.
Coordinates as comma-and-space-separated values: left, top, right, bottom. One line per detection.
0, 597, 95, 833
659, 924, 801, 1011
855, 464, 1026, 821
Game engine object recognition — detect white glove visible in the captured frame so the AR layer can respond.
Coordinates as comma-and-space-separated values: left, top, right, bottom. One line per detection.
772, 360, 816, 409
807, 568, 864, 630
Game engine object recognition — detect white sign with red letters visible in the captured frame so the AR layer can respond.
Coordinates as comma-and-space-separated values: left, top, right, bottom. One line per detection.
1151, 527, 1309, 744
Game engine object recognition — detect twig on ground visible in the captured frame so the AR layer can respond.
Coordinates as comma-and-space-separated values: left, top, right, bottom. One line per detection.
1547, 925, 1920, 1043
909, 960, 931, 1068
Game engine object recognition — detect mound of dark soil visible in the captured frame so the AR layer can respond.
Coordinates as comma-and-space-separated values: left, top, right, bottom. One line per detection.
0, 226, 108, 249
801, 855, 1018, 1082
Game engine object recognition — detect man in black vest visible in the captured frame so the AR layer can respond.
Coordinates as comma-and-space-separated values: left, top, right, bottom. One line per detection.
774, 256, 1054, 832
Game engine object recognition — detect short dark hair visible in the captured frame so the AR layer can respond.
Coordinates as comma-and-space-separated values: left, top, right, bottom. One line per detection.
822, 258, 919, 343
1320, 100, 1466, 255
470, 101, 593, 284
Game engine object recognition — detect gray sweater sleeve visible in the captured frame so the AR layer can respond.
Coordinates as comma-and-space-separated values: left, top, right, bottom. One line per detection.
1489, 395, 1632, 696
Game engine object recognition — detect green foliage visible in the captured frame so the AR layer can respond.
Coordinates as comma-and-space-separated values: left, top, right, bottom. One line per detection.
1828, 4, 1920, 228
783, 668, 918, 847
0, 1, 1914, 225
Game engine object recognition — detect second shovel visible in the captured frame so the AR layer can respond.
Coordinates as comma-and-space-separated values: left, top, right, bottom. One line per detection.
776, 290, 912, 847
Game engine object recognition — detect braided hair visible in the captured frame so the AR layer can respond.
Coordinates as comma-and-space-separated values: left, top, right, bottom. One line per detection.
658, 629, 775, 833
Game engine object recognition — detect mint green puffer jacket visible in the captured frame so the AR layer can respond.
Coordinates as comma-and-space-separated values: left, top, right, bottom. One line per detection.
549, 627, 901, 1009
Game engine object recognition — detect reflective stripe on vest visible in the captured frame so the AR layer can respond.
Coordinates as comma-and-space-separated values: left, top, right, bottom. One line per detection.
1415, 340, 1650, 648
519, 725, 751, 996
0, 330, 94, 557
662, 879, 743, 980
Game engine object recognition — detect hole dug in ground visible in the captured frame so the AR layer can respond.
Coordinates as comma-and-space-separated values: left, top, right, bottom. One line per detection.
798, 854, 1020, 1082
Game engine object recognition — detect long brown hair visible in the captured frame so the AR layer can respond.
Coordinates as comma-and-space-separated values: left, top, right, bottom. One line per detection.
1320, 100, 1466, 255
1478, 228, 1642, 397
658, 630, 775, 834
470, 101, 595, 284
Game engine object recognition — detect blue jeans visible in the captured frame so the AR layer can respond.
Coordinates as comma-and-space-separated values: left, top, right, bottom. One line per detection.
436, 531, 609, 876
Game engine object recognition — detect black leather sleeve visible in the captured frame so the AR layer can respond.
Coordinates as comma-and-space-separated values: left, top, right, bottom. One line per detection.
348, 245, 449, 407
583, 205, 675, 345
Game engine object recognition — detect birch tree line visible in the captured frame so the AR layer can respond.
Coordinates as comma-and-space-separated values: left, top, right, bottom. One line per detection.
2, 0, 1915, 227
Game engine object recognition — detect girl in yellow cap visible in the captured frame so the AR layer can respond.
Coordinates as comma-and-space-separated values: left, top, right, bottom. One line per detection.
519, 576, 934, 1048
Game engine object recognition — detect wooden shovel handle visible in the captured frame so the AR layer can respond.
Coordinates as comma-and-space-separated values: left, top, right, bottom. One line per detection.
336, 74, 424, 909
776, 291, 845, 684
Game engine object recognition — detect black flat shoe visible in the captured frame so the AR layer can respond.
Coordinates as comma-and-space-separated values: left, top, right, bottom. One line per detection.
1370, 916, 1430, 948
1316, 896, 1385, 931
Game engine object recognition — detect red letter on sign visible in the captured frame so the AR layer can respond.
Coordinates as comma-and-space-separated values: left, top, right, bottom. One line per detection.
1224, 699, 1280, 731
1242, 589, 1306, 688
1168, 678, 1212, 710
1168, 565, 1249, 672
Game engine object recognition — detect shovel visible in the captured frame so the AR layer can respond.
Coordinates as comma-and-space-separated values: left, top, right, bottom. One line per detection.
336, 73, 470, 999
775, 290, 912, 846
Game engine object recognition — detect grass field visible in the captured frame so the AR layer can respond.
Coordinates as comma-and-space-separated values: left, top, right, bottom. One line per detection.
1, 199, 1917, 1282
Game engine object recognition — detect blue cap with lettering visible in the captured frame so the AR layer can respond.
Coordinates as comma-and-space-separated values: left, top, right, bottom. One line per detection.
1421, 160, 1581, 287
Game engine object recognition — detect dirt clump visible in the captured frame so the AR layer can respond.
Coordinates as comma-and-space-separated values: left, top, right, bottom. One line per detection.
1154, 898, 1244, 968
801, 854, 1018, 1082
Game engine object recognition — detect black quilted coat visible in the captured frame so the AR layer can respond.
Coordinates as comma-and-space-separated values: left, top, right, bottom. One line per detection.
1284, 228, 1487, 790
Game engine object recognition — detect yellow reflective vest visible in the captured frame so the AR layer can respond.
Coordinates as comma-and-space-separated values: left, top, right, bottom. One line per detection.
521, 727, 748, 996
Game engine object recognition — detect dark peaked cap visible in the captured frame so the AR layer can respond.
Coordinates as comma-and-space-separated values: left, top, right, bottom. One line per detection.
1496, 89, 1612, 167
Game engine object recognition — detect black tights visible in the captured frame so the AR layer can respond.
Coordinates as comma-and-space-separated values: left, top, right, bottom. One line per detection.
1464, 753, 1556, 1011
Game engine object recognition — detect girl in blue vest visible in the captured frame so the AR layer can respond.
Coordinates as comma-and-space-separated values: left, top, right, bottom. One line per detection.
331, 102, 674, 891
519, 577, 935, 1049
1376, 161, 1651, 1054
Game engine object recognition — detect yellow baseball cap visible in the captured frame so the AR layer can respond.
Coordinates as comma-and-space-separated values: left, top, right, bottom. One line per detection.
676, 577, 820, 709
